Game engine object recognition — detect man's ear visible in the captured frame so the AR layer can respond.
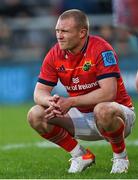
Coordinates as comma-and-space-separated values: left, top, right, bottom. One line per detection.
80, 29, 87, 38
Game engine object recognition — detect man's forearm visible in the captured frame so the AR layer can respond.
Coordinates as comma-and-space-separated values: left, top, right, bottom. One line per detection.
34, 89, 51, 107
69, 88, 116, 108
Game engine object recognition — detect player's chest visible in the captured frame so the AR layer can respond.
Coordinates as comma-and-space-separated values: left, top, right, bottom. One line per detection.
55, 56, 97, 85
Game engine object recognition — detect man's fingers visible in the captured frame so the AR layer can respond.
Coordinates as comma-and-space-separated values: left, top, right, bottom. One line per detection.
50, 101, 61, 109
53, 94, 60, 100
52, 109, 62, 115
44, 105, 62, 120
49, 94, 60, 103
44, 111, 55, 120
44, 106, 54, 113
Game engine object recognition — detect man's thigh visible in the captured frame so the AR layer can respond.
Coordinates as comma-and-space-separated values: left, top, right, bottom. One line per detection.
68, 104, 136, 140
68, 108, 103, 141
120, 104, 136, 137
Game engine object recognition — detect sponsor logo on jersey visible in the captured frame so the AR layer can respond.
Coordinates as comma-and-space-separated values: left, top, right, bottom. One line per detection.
65, 81, 98, 91
72, 77, 80, 84
57, 65, 66, 72
83, 61, 92, 71
102, 51, 117, 67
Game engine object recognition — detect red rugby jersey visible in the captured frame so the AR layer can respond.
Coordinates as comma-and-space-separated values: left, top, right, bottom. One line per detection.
38, 35, 133, 112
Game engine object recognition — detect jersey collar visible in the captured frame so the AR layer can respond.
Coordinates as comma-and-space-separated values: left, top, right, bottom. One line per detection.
80, 36, 89, 53
65, 36, 89, 57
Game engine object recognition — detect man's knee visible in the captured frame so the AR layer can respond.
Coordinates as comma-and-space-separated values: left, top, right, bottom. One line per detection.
27, 105, 45, 126
94, 102, 120, 127
27, 105, 54, 134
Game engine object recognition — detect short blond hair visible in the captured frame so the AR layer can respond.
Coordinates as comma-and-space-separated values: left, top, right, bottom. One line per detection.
59, 9, 89, 31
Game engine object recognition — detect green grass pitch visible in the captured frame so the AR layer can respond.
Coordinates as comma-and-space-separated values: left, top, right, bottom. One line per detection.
0, 100, 138, 179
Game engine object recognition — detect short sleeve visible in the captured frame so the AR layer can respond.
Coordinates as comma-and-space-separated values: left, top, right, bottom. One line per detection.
95, 42, 120, 80
38, 49, 58, 86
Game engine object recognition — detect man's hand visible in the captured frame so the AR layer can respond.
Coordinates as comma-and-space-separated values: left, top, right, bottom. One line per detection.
44, 95, 73, 121
44, 94, 64, 121
56, 96, 73, 114
48, 94, 60, 108
44, 105, 62, 120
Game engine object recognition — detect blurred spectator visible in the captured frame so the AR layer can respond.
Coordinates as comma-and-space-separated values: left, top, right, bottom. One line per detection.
112, 0, 138, 57
113, 28, 138, 57
99, 25, 115, 45
0, 16, 12, 60
112, 0, 138, 36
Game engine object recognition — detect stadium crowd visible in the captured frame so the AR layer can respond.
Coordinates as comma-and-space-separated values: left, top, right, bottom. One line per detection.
0, 0, 138, 62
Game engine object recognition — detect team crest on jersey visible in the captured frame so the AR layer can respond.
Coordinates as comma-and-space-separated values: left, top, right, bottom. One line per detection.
83, 61, 92, 71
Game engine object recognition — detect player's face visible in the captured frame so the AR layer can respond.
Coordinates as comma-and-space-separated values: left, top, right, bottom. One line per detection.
55, 17, 86, 53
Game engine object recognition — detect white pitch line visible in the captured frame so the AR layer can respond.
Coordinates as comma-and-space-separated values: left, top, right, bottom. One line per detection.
0, 140, 138, 151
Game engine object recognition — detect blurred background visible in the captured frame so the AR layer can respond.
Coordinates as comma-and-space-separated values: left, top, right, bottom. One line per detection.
0, 0, 137, 105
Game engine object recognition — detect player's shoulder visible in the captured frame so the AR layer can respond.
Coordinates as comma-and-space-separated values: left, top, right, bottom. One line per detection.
89, 35, 110, 46
89, 35, 114, 53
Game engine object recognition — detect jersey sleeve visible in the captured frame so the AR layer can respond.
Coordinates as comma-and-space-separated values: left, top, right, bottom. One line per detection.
38, 49, 58, 86
95, 42, 120, 81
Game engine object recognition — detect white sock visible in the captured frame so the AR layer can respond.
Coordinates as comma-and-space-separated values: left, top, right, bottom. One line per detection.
70, 144, 86, 158
113, 149, 127, 159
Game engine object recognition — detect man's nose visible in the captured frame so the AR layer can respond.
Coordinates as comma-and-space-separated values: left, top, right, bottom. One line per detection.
57, 31, 64, 39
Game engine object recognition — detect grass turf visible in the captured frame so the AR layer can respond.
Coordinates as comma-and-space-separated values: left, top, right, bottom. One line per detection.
0, 100, 138, 179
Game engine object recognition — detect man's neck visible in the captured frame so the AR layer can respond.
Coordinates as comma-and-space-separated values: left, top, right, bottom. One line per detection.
69, 36, 88, 54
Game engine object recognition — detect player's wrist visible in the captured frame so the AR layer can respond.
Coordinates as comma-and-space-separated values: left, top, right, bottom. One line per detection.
42, 96, 53, 107
68, 97, 77, 108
